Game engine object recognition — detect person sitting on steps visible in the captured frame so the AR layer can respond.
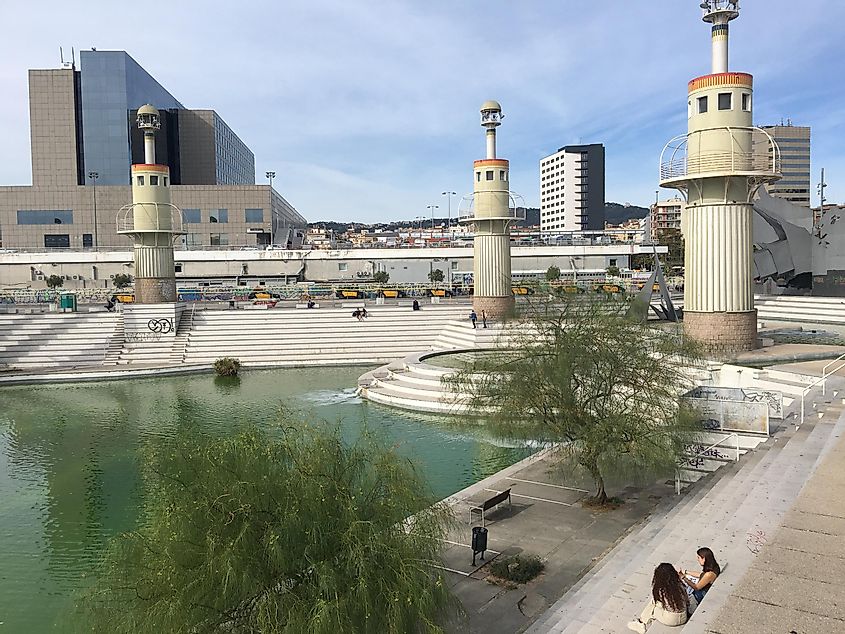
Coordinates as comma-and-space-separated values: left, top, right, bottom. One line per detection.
680, 546, 721, 605
628, 563, 689, 632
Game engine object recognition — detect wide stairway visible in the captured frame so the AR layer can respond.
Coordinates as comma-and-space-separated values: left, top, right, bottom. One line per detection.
180, 304, 470, 367
528, 369, 843, 633
756, 294, 845, 326
0, 312, 121, 371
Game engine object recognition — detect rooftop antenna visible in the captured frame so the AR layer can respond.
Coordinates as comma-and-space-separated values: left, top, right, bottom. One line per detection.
700, 0, 741, 74
71, 47, 76, 69
59, 46, 64, 65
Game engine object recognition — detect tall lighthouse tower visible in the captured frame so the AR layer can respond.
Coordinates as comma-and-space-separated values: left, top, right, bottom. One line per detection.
460, 101, 522, 318
117, 105, 184, 303
660, 1, 780, 355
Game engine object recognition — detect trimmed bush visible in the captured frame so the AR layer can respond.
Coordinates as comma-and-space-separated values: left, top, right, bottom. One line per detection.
213, 357, 241, 377
490, 554, 544, 584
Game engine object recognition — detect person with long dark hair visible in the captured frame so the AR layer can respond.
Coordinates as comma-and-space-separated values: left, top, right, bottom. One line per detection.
627, 563, 689, 632
680, 546, 721, 604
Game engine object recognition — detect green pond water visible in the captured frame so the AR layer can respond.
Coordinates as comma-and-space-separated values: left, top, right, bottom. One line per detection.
0, 366, 530, 632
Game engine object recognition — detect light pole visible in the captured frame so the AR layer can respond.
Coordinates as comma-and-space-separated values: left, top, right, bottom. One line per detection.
426, 204, 439, 234
88, 171, 99, 248
265, 171, 276, 191
442, 190, 456, 233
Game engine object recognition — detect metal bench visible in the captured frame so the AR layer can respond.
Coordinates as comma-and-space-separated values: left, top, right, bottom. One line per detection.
469, 488, 512, 526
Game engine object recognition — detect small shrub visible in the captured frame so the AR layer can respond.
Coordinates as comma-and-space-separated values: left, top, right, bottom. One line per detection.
428, 269, 445, 283
372, 270, 389, 283
213, 357, 241, 377
490, 554, 544, 584
45, 275, 64, 289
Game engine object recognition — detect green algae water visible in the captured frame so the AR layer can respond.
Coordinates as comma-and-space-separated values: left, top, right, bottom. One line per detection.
0, 366, 529, 632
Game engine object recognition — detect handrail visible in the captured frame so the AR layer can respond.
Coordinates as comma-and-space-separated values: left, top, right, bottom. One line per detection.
822, 352, 845, 396
801, 356, 845, 427
675, 431, 740, 495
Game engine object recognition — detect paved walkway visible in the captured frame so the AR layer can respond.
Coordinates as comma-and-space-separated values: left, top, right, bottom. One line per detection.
439, 449, 673, 633
704, 396, 845, 633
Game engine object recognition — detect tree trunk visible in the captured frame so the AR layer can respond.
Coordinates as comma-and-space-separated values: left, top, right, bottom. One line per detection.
583, 457, 608, 505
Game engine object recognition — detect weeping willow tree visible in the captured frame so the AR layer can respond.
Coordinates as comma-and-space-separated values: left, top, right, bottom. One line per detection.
80, 421, 459, 633
450, 298, 703, 505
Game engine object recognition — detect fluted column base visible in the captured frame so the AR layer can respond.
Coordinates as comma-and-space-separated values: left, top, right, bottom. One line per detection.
684, 310, 757, 357
135, 277, 177, 303
473, 295, 515, 319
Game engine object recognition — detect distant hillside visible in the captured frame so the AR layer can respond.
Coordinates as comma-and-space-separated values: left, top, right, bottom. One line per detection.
309, 202, 648, 231
604, 202, 650, 225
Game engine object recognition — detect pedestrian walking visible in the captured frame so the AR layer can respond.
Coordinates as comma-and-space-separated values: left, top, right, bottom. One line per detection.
469, 310, 478, 329
481, 310, 487, 328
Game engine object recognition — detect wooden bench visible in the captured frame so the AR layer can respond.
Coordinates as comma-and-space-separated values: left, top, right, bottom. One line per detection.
469, 488, 512, 526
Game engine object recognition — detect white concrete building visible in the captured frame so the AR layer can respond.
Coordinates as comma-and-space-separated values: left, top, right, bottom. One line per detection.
539, 144, 605, 233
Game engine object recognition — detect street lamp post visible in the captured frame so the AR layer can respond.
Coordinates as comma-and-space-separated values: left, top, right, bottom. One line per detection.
426, 204, 439, 235
88, 171, 99, 248
441, 190, 456, 234
265, 171, 276, 191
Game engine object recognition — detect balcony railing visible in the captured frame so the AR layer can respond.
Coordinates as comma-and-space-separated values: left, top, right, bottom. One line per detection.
116, 203, 186, 234
660, 126, 781, 185
457, 191, 527, 223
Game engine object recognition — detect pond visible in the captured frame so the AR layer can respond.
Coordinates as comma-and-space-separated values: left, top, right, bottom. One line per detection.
0, 366, 529, 632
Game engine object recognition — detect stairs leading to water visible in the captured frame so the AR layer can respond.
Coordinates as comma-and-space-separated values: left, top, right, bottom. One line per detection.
0, 312, 120, 370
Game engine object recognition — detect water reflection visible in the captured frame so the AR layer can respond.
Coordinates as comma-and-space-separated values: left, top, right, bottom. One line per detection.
0, 366, 530, 632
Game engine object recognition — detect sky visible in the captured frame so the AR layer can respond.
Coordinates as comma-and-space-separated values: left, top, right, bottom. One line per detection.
1, 0, 842, 224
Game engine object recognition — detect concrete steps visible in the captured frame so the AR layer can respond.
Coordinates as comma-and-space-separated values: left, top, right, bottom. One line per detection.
0, 312, 119, 370
528, 379, 844, 634
756, 295, 845, 326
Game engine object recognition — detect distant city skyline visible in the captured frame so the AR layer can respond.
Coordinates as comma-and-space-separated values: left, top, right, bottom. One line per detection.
1, 0, 841, 223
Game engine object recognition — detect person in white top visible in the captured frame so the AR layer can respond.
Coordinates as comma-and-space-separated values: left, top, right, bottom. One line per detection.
628, 562, 689, 632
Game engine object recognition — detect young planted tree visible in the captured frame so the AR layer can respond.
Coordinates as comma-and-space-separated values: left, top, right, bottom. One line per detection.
545, 265, 561, 282
80, 422, 458, 633
450, 299, 701, 505
606, 265, 621, 278
372, 270, 390, 283
428, 269, 445, 283
112, 273, 132, 289
45, 274, 64, 289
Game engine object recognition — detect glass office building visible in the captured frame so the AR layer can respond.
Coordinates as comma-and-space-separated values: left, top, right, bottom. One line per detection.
80, 51, 184, 185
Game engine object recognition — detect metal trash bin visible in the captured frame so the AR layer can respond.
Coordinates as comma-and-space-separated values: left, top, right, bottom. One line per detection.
59, 293, 77, 313
471, 526, 488, 565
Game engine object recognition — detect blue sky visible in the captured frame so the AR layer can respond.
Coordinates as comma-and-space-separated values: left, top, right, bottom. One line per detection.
2, 0, 842, 223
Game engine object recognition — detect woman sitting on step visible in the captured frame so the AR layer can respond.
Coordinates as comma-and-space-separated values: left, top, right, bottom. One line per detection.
628, 563, 689, 632
679, 546, 721, 605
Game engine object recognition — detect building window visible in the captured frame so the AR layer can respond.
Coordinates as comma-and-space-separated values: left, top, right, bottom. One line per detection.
150, 175, 159, 186
697, 96, 708, 114
338, 263, 348, 271
609, 258, 617, 267
245, 208, 264, 223
185, 233, 203, 247
500, 170, 507, 181
451, 261, 459, 270
136, 175, 144, 186
183, 208, 201, 224
741, 93, 751, 111
718, 93, 732, 110
209, 209, 228, 223
486, 170, 494, 181
17, 210, 74, 225
82, 234, 93, 248
163, 176, 168, 186
44, 234, 70, 248
476, 172, 481, 182
175, 263, 183, 273
210, 233, 229, 246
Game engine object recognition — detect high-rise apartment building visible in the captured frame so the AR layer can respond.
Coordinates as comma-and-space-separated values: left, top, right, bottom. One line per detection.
761, 123, 811, 207
539, 144, 605, 232
0, 50, 305, 250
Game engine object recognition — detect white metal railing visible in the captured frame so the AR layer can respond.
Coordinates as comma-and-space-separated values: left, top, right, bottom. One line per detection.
676, 431, 740, 495
799, 353, 845, 427
116, 202, 186, 234
457, 191, 527, 223
660, 127, 781, 182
